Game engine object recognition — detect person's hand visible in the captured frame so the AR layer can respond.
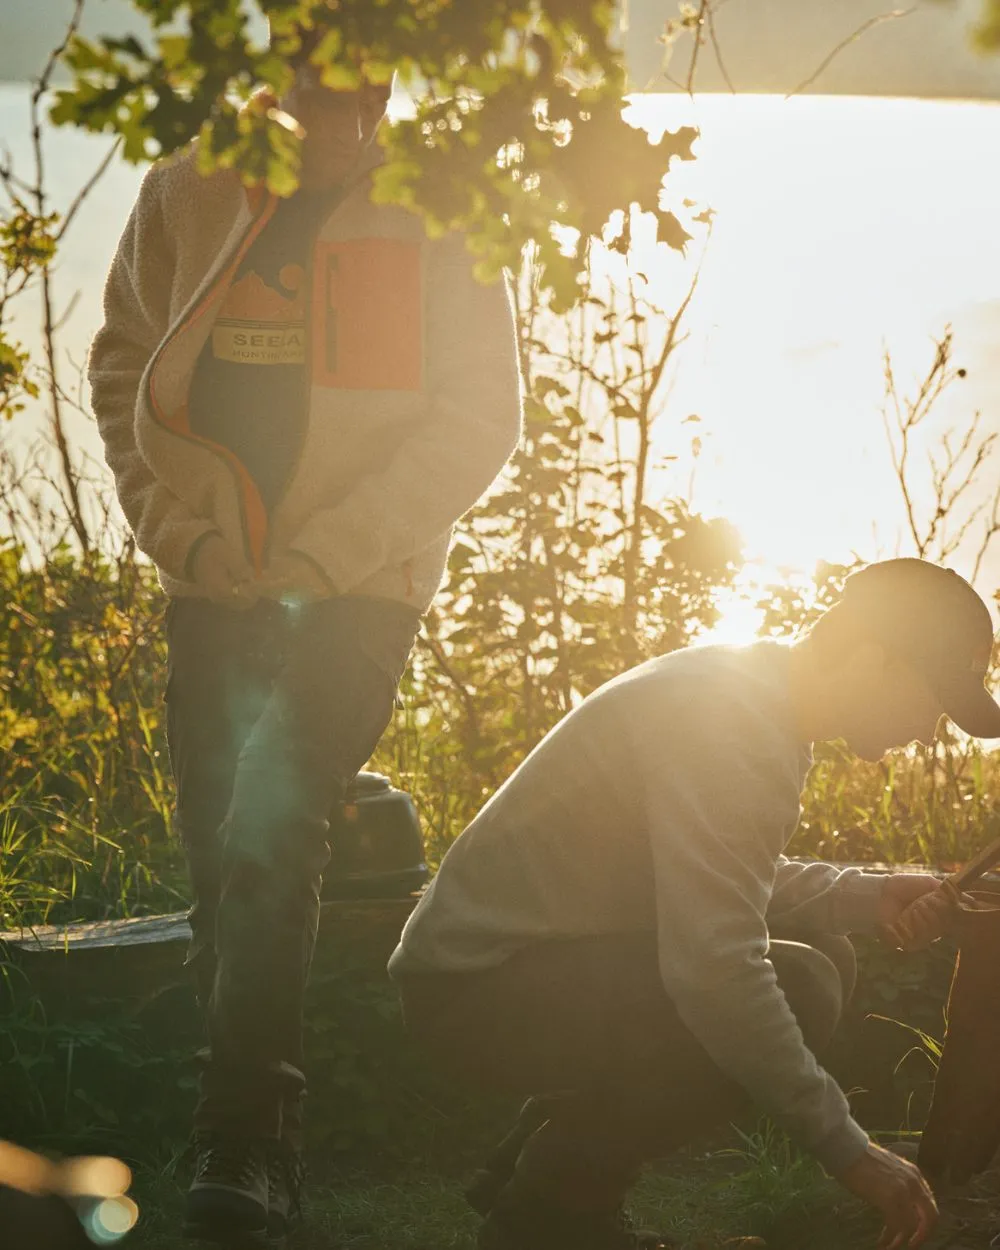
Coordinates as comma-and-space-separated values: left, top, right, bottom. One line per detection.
878, 874, 967, 951
834, 1142, 938, 1249
257, 552, 334, 604
190, 534, 258, 609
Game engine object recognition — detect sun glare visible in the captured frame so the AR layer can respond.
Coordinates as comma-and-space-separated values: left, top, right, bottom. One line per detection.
623, 94, 1000, 614
702, 584, 767, 646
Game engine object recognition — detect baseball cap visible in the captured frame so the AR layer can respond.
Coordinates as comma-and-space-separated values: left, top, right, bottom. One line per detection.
837, 558, 1000, 739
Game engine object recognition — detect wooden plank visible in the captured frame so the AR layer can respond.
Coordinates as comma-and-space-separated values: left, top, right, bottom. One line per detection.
0, 899, 419, 1018
1, 912, 191, 952
1, 868, 996, 1019
0, 897, 420, 954
1, 868, 997, 957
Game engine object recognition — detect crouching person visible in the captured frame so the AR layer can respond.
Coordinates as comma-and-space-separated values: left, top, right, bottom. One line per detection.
389, 559, 1000, 1250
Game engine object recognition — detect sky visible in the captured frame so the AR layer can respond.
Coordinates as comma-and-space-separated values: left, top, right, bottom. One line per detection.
2, 3, 999, 634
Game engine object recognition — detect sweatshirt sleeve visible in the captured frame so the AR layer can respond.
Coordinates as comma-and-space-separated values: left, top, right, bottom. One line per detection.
287, 233, 523, 593
88, 162, 219, 581
769, 857, 887, 937
636, 693, 870, 1175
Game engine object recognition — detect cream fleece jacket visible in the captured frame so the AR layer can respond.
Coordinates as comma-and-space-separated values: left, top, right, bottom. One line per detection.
88, 146, 523, 608
390, 641, 887, 1175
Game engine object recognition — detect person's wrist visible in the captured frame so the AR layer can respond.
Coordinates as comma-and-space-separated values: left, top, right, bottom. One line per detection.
185, 529, 223, 583
832, 871, 889, 935
814, 1119, 871, 1178
287, 549, 337, 596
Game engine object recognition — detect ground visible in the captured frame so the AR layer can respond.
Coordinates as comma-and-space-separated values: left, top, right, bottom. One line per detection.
3, 936, 985, 1248
128, 1132, 1000, 1250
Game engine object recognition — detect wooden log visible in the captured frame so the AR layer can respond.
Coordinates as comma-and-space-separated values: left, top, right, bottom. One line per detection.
0, 898, 419, 1018
1, 866, 996, 1019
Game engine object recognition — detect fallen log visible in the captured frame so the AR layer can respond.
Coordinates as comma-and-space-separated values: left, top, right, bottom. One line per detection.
3, 866, 997, 1017
0, 898, 419, 1018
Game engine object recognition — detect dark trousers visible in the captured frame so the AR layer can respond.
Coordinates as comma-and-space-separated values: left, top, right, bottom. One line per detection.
166, 595, 419, 1142
399, 931, 856, 1208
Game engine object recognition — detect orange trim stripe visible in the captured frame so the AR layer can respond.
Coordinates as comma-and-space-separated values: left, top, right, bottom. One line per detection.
161, 404, 270, 578
148, 191, 278, 576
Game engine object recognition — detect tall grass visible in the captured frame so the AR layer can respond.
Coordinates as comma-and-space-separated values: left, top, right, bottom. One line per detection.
1, 515, 999, 929
792, 734, 999, 867
0, 525, 189, 925
2, 321, 999, 929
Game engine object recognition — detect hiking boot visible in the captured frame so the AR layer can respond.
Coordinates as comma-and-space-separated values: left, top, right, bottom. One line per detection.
476, 1189, 674, 1250
183, 1132, 269, 1244
265, 1141, 305, 1242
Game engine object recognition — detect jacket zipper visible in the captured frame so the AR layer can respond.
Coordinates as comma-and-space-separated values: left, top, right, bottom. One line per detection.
265, 179, 358, 566
260, 193, 337, 570
150, 154, 377, 579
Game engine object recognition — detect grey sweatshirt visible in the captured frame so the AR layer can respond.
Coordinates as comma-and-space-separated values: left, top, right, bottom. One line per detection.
389, 640, 886, 1174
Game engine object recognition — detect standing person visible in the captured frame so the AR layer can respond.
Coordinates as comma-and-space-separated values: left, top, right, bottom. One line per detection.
390, 559, 1000, 1250
88, 25, 522, 1244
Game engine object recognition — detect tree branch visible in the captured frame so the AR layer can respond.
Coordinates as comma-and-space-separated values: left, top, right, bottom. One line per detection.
27, 0, 92, 554
787, 8, 916, 98
706, 1, 736, 93
685, 0, 710, 95
55, 140, 122, 243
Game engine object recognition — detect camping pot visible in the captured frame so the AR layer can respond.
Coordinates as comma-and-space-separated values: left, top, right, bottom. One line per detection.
323, 772, 428, 901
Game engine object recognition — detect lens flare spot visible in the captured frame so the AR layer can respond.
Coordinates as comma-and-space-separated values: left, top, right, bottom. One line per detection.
81, 1195, 139, 1245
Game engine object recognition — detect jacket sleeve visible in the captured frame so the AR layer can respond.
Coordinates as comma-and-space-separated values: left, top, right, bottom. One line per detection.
88, 162, 219, 581
768, 857, 887, 937
288, 233, 523, 593
634, 694, 870, 1176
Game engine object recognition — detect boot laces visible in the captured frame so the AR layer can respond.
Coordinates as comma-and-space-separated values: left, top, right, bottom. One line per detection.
267, 1140, 306, 1217
190, 1131, 265, 1189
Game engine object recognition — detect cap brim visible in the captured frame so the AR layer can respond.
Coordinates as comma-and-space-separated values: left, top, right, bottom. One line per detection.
945, 680, 1000, 739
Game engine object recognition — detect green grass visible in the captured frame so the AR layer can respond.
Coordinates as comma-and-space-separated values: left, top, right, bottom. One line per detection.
131, 1165, 480, 1249
116, 1157, 875, 1250
125, 1148, 1000, 1250
113, 1121, 970, 1250
119, 1112, 1000, 1250
124, 1148, 849, 1250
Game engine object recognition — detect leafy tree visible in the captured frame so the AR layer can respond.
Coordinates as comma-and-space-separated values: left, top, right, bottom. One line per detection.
0, 209, 52, 422
378, 243, 744, 849
49, 0, 700, 309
